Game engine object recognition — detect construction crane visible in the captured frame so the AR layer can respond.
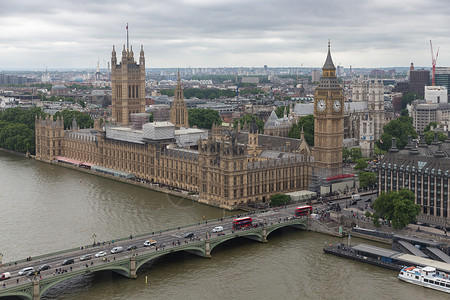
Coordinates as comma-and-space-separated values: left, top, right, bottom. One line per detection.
430, 40, 439, 86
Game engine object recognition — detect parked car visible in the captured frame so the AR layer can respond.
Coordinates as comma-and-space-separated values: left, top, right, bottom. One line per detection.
37, 264, 51, 272
111, 246, 123, 254
212, 226, 223, 233
95, 251, 107, 258
18, 267, 35, 276
62, 259, 75, 266
127, 245, 138, 251
184, 232, 194, 238
143, 240, 157, 247
80, 254, 92, 261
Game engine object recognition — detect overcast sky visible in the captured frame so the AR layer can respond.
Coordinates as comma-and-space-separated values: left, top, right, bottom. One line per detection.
1, 0, 449, 70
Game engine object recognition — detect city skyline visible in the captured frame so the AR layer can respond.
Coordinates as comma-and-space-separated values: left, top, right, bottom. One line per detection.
1, 0, 449, 70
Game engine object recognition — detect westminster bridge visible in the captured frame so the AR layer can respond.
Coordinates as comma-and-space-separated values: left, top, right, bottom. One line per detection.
0, 207, 309, 300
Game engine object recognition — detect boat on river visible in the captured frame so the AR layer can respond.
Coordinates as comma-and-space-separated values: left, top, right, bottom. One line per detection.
398, 266, 450, 294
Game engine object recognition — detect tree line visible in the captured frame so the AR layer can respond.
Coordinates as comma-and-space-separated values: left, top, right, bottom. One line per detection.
161, 88, 236, 99
0, 107, 93, 155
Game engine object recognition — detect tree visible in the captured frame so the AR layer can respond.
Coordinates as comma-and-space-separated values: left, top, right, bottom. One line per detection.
275, 105, 290, 118
424, 131, 447, 144
0, 123, 34, 153
400, 109, 409, 117
359, 172, 377, 189
401, 92, 419, 109
354, 158, 368, 170
188, 108, 221, 129
342, 147, 351, 163
0, 107, 48, 154
423, 122, 438, 133
288, 114, 314, 146
149, 112, 154, 123
351, 147, 362, 161
269, 194, 291, 207
423, 122, 447, 144
377, 116, 417, 151
233, 114, 264, 133
53, 109, 93, 130
161, 88, 237, 99
372, 189, 420, 229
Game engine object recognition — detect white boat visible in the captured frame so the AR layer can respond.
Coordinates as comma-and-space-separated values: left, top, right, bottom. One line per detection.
398, 266, 450, 294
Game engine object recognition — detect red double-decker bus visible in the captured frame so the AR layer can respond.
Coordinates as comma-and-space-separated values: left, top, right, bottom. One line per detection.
232, 217, 253, 229
295, 205, 312, 217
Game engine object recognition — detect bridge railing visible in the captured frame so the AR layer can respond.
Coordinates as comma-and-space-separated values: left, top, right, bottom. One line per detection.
3, 208, 276, 266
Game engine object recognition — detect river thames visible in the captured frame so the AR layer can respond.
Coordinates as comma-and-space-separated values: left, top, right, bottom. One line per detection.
0, 151, 444, 299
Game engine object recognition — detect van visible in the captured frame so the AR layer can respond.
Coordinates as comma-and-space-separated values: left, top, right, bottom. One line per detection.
351, 194, 361, 200
212, 226, 223, 233
0, 272, 10, 281
111, 246, 124, 254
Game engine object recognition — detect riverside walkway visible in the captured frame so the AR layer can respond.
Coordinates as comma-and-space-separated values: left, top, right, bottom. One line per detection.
0, 206, 308, 300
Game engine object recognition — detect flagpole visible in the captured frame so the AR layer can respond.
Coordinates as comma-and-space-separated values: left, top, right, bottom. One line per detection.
126, 23, 129, 51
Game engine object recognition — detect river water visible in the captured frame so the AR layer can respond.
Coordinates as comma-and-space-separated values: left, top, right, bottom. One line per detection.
0, 151, 444, 299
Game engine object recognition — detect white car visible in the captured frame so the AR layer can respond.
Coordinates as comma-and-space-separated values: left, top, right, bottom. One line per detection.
212, 226, 223, 233
95, 251, 107, 258
111, 246, 123, 254
143, 240, 157, 247
80, 254, 92, 261
18, 267, 35, 276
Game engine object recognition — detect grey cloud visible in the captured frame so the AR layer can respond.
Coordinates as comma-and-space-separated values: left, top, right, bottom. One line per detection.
0, 0, 449, 69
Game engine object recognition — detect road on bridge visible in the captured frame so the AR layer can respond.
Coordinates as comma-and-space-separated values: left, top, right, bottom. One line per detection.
0, 204, 304, 291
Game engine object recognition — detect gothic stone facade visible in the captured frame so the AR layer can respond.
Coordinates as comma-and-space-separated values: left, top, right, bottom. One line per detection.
348, 77, 387, 157
313, 44, 344, 177
35, 117, 313, 209
111, 45, 146, 126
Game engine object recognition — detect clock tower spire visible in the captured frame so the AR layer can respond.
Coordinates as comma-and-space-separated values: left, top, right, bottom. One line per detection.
313, 42, 344, 177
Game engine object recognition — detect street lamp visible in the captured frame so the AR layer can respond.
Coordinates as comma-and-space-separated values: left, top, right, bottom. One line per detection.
92, 234, 97, 246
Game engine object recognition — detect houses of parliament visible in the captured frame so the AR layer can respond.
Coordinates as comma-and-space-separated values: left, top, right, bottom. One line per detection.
35, 41, 343, 209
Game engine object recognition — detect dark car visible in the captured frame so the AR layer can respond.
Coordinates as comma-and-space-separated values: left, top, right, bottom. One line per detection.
26, 270, 39, 277
184, 232, 194, 238
62, 259, 74, 266
37, 264, 51, 272
127, 245, 138, 251
364, 198, 372, 203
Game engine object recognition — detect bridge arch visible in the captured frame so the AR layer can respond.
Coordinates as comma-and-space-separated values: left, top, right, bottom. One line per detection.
266, 221, 307, 239
39, 264, 131, 297
209, 232, 263, 253
0, 290, 32, 300
135, 245, 206, 272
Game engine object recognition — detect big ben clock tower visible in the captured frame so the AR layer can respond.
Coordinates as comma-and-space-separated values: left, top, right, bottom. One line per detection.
313, 42, 344, 177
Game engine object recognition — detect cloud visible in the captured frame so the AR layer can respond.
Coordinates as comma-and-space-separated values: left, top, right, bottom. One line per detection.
0, 0, 449, 69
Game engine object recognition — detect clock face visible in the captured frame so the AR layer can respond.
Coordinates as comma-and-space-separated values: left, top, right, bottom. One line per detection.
317, 99, 326, 112
333, 100, 341, 112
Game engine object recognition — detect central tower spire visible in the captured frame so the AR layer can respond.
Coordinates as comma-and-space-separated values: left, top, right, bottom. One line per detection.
170, 70, 189, 129
126, 23, 129, 52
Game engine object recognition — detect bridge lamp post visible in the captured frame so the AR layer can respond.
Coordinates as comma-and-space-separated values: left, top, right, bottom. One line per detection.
92, 234, 97, 246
